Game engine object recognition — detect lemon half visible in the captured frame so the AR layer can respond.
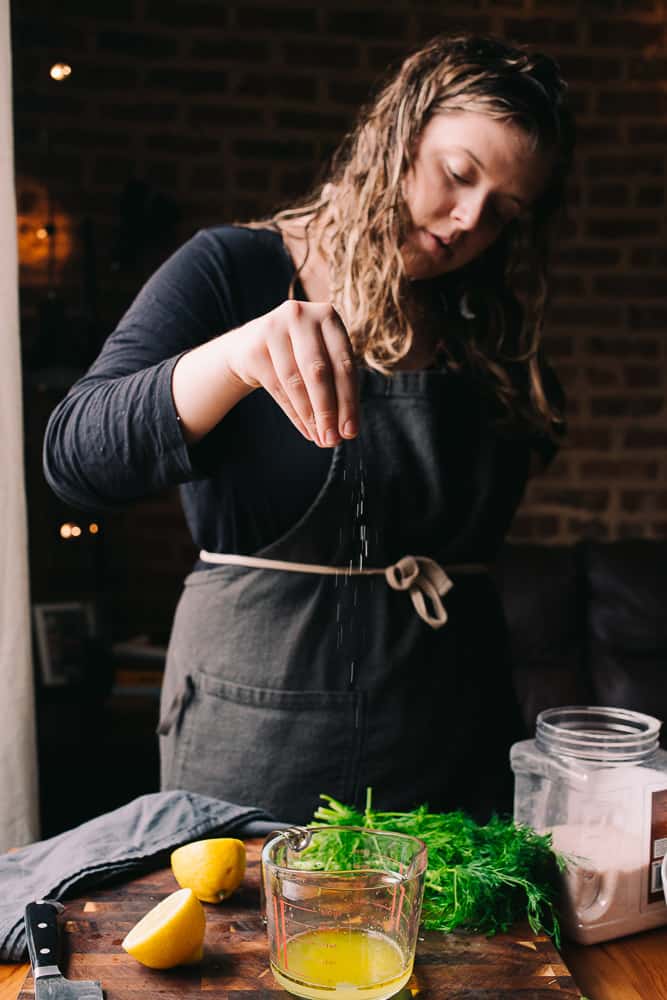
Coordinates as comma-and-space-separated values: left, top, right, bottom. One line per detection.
121, 887, 206, 969
171, 837, 246, 903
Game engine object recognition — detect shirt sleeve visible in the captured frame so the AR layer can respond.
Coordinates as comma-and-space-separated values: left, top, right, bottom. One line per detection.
43, 229, 239, 511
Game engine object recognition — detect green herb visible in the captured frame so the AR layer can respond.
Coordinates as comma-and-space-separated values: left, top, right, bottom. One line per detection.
311, 788, 565, 946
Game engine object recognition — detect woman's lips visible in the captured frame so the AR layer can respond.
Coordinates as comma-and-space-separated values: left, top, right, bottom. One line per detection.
402, 228, 457, 277
423, 230, 453, 257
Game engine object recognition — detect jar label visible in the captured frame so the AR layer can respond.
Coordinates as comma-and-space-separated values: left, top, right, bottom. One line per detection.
648, 788, 667, 905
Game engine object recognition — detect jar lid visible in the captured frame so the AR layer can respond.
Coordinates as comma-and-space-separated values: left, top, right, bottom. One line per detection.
536, 705, 662, 763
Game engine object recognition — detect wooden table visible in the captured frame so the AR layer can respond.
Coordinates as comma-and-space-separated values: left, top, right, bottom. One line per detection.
9, 940, 667, 1000
2, 838, 667, 1000
561, 929, 667, 999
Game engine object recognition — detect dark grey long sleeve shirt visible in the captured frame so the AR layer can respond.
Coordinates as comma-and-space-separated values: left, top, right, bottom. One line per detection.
43, 224, 561, 560
43, 226, 331, 556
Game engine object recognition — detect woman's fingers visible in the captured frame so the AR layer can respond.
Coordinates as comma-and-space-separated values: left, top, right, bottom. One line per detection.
265, 333, 318, 442
250, 338, 314, 441
269, 302, 358, 448
320, 308, 359, 441
230, 300, 359, 447
287, 308, 341, 448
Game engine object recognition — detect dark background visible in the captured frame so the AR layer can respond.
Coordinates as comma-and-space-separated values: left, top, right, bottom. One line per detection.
11, 0, 667, 833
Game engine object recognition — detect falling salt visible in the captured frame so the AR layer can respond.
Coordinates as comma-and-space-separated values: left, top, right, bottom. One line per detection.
334, 438, 370, 689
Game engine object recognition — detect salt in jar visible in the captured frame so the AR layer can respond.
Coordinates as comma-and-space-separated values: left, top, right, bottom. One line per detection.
511, 705, 667, 944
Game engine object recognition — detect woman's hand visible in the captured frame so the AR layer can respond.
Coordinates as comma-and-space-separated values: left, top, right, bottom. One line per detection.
171, 299, 359, 447
222, 300, 359, 448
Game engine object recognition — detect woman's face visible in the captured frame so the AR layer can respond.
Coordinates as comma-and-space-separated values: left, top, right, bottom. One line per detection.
400, 110, 552, 280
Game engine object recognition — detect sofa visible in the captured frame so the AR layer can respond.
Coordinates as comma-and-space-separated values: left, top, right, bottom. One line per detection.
494, 539, 667, 744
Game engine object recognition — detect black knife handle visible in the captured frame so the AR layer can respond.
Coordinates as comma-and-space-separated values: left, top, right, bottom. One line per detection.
24, 900, 64, 978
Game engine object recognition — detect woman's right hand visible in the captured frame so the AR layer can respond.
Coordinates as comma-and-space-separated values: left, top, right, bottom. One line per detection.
222, 299, 359, 448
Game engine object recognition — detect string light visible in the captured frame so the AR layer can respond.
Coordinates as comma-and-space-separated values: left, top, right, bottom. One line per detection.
59, 521, 100, 538
59, 522, 87, 539
49, 63, 72, 82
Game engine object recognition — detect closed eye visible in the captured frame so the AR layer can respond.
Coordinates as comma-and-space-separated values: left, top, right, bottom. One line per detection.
450, 169, 469, 185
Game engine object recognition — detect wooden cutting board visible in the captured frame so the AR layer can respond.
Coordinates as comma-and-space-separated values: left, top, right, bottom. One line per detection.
18, 839, 581, 998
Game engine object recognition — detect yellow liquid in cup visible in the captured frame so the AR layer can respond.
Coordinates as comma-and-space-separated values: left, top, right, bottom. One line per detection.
270, 927, 411, 1000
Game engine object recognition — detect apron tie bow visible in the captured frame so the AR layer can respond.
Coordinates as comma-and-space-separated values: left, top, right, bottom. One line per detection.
384, 555, 453, 629
198, 550, 486, 629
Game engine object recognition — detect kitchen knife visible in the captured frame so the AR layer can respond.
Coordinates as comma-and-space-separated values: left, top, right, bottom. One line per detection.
24, 900, 104, 1000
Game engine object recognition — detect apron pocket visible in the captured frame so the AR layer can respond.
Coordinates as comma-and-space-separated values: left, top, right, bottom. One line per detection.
170, 670, 365, 825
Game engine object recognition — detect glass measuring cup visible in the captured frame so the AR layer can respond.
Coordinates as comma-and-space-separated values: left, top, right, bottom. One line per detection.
261, 826, 427, 1000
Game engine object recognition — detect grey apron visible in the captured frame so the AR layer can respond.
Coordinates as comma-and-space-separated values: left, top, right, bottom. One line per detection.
158, 367, 525, 824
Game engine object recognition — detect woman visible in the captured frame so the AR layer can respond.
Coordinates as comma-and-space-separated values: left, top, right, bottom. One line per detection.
44, 34, 574, 824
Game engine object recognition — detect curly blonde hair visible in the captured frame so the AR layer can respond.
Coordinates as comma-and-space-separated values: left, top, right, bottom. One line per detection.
261, 34, 574, 432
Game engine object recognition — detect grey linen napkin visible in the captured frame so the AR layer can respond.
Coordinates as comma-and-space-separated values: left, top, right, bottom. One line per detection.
0, 789, 288, 962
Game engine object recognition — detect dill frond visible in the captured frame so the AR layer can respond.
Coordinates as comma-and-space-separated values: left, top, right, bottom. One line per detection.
311, 790, 563, 943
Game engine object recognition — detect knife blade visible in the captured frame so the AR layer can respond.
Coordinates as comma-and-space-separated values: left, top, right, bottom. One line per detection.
24, 900, 104, 1000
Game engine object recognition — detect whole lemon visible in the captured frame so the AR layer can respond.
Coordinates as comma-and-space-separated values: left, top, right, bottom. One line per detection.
171, 837, 247, 903
121, 887, 205, 969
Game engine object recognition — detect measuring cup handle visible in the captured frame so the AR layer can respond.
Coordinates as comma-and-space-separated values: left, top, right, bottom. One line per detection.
259, 830, 278, 927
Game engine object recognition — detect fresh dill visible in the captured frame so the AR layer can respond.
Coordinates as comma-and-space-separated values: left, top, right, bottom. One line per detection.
310, 789, 565, 946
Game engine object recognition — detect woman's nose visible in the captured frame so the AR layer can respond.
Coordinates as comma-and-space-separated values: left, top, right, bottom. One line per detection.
451, 192, 484, 231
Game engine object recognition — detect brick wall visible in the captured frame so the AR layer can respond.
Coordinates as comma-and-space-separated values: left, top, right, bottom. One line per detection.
13, 1, 667, 639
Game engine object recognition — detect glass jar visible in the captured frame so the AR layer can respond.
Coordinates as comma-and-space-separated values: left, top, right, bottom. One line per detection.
511, 705, 667, 944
